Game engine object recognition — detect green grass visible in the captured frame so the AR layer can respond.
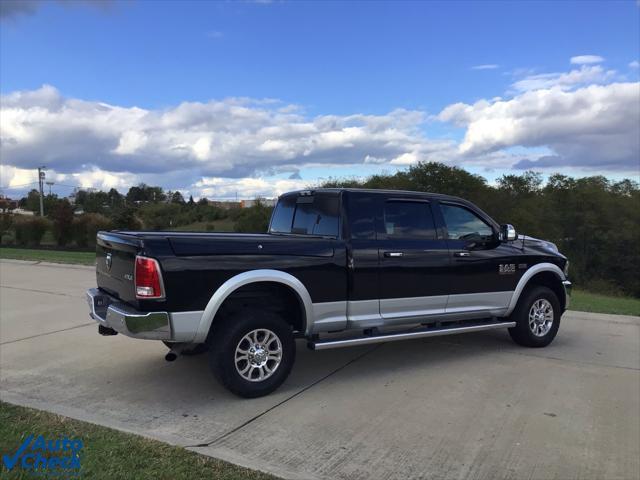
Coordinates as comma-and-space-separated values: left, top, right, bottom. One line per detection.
0, 402, 278, 480
570, 289, 640, 316
0, 248, 96, 265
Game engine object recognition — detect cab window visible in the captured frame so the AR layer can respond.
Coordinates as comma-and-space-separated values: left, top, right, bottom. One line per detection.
440, 204, 494, 242
270, 193, 340, 237
383, 201, 437, 239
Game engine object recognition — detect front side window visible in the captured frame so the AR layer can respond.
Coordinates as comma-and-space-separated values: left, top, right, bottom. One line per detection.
383, 201, 437, 239
269, 193, 340, 237
441, 204, 494, 241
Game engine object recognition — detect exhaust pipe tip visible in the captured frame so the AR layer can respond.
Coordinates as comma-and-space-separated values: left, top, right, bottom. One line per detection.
165, 350, 178, 362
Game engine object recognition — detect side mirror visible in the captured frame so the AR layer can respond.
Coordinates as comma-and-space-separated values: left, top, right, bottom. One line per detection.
501, 224, 517, 241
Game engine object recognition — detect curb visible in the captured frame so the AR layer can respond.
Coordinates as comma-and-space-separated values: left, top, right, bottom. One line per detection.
0, 258, 95, 271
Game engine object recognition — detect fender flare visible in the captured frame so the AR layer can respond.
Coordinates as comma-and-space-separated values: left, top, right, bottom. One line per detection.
505, 262, 566, 316
193, 269, 314, 343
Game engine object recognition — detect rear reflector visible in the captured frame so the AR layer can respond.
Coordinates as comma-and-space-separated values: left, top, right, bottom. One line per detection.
135, 256, 164, 299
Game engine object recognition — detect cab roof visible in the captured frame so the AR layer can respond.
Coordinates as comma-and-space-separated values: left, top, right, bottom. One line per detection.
281, 187, 467, 204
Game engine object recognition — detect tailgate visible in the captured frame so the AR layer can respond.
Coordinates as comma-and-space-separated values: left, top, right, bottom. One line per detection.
96, 232, 142, 305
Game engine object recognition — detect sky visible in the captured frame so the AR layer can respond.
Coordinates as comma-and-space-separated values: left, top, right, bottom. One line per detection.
1, 0, 639, 200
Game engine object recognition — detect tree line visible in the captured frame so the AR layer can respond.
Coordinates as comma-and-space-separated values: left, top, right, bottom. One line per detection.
0, 184, 273, 250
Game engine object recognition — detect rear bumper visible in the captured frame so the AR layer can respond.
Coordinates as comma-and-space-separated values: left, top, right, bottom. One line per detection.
563, 280, 572, 309
86, 288, 172, 340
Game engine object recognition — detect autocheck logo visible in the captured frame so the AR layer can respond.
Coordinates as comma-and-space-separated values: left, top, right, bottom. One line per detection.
2, 434, 83, 476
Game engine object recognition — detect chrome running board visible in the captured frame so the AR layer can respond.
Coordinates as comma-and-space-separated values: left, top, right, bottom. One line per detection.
309, 320, 516, 350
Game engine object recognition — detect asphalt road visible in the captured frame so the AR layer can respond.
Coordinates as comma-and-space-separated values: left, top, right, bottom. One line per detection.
1, 259, 639, 480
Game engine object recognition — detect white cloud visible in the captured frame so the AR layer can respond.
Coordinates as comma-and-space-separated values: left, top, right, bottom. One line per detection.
471, 64, 499, 70
0, 164, 135, 193
570, 55, 605, 65
0, 86, 457, 181
2, 73, 638, 199
438, 82, 640, 170
510, 65, 615, 92
0, 86, 463, 196
194, 177, 308, 200
630, 60, 640, 69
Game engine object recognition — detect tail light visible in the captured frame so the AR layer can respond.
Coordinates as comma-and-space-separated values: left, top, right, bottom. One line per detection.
135, 256, 165, 299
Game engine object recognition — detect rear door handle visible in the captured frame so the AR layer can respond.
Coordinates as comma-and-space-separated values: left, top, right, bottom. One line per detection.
453, 251, 471, 257
384, 251, 404, 258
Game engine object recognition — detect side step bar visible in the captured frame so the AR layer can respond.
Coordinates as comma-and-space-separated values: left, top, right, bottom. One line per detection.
309, 320, 516, 350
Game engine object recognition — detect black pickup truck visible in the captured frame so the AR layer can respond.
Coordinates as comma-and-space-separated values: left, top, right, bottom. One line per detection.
87, 188, 571, 397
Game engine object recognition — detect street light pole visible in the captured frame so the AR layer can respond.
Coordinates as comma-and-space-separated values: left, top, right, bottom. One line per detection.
46, 181, 54, 196
37, 166, 46, 216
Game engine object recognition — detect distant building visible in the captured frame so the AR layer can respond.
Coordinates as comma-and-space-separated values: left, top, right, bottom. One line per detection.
241, 198, 276, 208
0, 196, 18, 213
12, 208, 35, 216
206, 200, 242, 210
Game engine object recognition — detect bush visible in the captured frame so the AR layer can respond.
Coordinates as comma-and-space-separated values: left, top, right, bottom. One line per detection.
86, 214, 113, 248
0, 214, 14, 245
234, 201, 273, 233
73, 214, 113, 248
112, 207, 142, 230
138, 203, 182, 230
14, 216, 51, 246
51, 201, 74, 247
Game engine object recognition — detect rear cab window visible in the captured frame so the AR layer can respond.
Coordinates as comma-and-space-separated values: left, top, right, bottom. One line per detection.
269, 192, 341, 237
383, 201, 437, 239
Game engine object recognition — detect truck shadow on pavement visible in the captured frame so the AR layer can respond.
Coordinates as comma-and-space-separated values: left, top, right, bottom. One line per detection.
112, 329, 573, 402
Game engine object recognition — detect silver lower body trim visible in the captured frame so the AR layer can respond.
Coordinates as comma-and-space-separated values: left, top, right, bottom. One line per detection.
309, 320, 516, 350
312, 301, 348, 333
346, 299, 380, 328
445, 291, 513, 313
313, 292, 514, 333
381, 294, 447, 320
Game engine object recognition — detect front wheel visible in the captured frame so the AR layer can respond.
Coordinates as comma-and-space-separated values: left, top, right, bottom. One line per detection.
508, 286, 561, 348
209, 310, 295, 398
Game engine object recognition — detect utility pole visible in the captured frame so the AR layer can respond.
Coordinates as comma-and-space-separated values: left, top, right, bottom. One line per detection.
37, 166, 46, 216
46, 181, 54, 196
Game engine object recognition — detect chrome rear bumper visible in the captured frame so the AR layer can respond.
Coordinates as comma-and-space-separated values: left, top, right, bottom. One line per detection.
563, 280, 572, 309
86, 288, 171, 340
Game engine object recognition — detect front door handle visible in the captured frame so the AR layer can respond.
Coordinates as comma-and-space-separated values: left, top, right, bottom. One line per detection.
453, 251, 471, 257
384, 251, 404, 258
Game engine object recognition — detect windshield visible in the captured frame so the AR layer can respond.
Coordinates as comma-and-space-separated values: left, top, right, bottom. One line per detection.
269, 193, 340, 237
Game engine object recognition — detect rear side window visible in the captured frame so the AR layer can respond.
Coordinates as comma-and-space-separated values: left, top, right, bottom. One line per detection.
269, 196, 296, 233
440, 204, 494, 241
383, 201, 437, 239
270, 194, 340, 237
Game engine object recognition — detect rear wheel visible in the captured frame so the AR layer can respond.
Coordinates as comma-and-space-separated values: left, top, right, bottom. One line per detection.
508, 286, 561, 348
209, 310, 295, 398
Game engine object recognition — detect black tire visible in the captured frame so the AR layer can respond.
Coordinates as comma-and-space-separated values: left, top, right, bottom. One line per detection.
508, 286, 561, 348
208, 310, 295, 398
162, 341, 209, 356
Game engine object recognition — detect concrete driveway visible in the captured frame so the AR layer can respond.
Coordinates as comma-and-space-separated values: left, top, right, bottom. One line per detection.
1, 259, 639, 480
